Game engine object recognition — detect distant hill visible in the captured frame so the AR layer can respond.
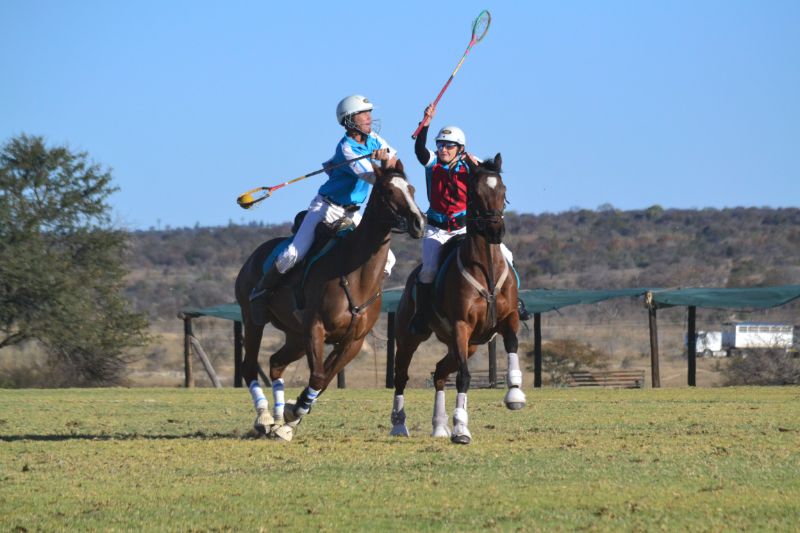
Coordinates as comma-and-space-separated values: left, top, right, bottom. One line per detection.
124, 207, 800, 320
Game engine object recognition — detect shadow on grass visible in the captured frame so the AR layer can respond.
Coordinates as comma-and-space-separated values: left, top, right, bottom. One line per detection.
0, 430, 264, 442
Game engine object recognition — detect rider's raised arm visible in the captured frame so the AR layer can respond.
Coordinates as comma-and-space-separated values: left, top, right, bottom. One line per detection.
414, 125, 434, 166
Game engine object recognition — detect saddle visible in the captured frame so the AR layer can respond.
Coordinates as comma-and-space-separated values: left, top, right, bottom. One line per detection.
262, 210, 355, 309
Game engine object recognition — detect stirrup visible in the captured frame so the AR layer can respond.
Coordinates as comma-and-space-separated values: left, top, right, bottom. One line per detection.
517, 298, 531, 321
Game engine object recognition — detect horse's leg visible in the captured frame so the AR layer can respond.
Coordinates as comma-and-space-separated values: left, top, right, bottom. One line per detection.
267, 332, 306, 436
500, 318, 527, 410
450, 322, 473, 445
241, 320, 275, 436
390, 301, 429, 437
281, 320, 326, 428
430, 351, 457, 437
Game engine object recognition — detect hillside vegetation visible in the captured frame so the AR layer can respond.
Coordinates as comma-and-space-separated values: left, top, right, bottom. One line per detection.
125, 206, 800, 319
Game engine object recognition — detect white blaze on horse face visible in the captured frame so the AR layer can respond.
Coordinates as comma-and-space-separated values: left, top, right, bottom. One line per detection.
486, 176, 498, 189
389, 177, 423, 218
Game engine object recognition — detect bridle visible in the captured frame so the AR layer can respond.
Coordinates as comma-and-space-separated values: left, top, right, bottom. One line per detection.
466, 171, 505, 236
376, 172, 415, 234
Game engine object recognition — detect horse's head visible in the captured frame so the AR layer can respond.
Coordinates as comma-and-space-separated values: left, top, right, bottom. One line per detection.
372, 159, 425, 239
466, 153, 506, 244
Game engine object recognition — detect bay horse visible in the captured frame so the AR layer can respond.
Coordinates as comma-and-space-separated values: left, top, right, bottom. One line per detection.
389, 154, 526, 444
235, 160, 425, 441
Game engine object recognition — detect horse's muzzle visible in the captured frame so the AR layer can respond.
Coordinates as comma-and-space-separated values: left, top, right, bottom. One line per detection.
407, 212, 425, 239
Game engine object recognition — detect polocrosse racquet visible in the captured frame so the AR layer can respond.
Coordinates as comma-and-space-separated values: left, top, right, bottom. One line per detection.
411, 9, 491, 139
236, 153, 374, 209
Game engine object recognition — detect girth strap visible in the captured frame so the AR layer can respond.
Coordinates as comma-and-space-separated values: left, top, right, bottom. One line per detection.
456, 247, 509, 328
339, 276, 381, 338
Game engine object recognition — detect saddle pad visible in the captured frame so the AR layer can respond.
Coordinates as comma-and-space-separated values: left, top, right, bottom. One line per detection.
301, 225, 355, 286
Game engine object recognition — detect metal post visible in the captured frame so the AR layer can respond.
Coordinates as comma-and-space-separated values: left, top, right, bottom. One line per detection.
534, 312, 542, 388
233, 321, 243, 388
337, 370, 346, 389
687, 306, 696, 387
386, 311, 395, 389
648, 305, 661, 388
488, 338, 497, 388
183, 316, 194, 388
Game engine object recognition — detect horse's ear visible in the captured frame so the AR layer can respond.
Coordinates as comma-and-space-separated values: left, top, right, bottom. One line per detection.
494, 153, 502, 172
394, 159, 404, 173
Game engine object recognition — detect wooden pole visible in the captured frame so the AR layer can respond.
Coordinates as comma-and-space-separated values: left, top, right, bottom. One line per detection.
534, 312, 542, 388
337, 370, 346, 389
386, 311, 395, 389
183, 316, 194, 388
648, 303, 661, 388
687, 306, 697, 387
233, 321, 243, 388
488, 338, 497, 388
189, 336, 223, 388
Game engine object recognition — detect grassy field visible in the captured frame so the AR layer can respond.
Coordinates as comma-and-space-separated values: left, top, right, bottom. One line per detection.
1, 387, 799, 531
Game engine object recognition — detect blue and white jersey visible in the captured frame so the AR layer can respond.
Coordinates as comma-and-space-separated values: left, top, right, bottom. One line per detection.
318, 133, 396, 206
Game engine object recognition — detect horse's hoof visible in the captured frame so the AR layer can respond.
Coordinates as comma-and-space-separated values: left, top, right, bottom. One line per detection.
450, 433, 472, 445
283, 402, 300, 424
390, 424, 410, 437
254, 408, 275, 435
432, 425, 451, 438
504, 387, 527, 411
272, 424, 294, 442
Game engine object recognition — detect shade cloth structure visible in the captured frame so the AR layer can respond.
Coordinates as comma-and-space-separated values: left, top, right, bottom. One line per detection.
180, 285, 800, 389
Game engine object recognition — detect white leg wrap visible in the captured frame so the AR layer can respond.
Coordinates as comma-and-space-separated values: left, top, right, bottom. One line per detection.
507, 352, 523, 387
451, 392, 472, 443
431, 390, 450, 437
390, 395, 409, 437
272, 379, 285, 419
249, 380, 268, 411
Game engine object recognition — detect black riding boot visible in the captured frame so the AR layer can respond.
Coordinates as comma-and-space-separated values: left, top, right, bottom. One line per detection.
249, 264, 282, 326
517, 297, 531, 321
409, 281, 433, 335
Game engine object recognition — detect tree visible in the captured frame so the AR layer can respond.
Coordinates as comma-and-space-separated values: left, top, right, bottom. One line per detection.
0, 134, 149, 386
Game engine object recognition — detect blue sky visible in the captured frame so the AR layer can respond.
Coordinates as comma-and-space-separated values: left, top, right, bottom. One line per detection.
2, 1, 798, 230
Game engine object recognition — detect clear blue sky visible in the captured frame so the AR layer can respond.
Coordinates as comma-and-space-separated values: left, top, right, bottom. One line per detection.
2, 1, 798, 230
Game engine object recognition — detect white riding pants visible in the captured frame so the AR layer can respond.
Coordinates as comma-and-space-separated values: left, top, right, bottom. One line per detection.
418, 224, 513, 284
275, 194, 395, 276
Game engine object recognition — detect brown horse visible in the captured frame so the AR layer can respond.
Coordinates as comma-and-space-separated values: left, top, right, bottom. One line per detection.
235, 160, 425, 441
389, 154, 526, 444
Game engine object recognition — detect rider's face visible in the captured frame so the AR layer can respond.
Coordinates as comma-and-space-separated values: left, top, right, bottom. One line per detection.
351, 110, 372, 133
436, 141, 460, 164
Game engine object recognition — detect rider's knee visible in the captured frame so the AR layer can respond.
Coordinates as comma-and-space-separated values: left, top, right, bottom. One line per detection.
418, 268, 436, 284
275, 246, 298, 274
385, 249, 396, 276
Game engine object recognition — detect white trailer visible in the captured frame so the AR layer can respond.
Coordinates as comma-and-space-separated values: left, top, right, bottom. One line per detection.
721, 322, 794, 354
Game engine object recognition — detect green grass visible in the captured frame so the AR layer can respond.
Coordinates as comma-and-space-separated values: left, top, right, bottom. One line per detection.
1, 387, 799, 531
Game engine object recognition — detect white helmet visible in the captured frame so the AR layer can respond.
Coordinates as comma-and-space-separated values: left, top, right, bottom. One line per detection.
435, 126, 466, 147
336, 94, 373, 125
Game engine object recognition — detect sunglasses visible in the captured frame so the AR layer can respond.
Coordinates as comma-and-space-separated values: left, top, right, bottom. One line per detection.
436, 141, 459, 149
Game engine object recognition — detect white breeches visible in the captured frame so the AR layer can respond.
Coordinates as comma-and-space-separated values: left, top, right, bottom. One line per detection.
418, 224, 513, 283
275, 194, 395, 276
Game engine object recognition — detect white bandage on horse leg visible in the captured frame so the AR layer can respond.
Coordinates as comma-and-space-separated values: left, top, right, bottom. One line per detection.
453, 392, 468, 425
272, 378, 285, 418
507, 352, 523, 387
294, 386, 320, 416
431, 390, 450, 437
249, 380, 268, 411
391, 394, 405, 426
